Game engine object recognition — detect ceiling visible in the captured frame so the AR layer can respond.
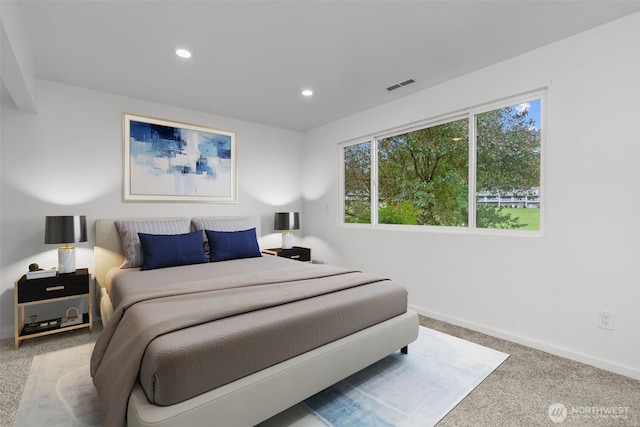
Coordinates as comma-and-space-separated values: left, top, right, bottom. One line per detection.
12, 0, 640, 131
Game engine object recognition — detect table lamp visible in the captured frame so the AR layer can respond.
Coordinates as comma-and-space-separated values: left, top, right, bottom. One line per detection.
274, 212, 299, 249
45, 215, 87, 273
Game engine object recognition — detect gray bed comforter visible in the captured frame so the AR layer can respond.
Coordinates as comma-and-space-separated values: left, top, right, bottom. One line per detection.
90, 262, 407, 427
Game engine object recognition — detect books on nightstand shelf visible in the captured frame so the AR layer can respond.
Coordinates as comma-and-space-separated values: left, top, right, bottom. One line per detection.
21, 318, 61, 335
21, 314, 87, 335
25, 267, 57, 280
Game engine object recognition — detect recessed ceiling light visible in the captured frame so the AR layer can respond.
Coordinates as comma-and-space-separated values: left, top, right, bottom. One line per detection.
301, 89, 313, 97
176, 49, 192, 59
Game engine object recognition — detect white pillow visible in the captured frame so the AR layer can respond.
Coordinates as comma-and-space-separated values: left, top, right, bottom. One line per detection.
115, 219, 191, 268
191, 217, 252, 232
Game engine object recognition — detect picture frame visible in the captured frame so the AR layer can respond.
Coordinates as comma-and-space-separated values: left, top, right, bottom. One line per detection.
123, 113, 237, 203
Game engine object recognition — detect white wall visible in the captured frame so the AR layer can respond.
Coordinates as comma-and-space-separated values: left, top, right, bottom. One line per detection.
301, 13, 640, 378
0, 80, 303, 339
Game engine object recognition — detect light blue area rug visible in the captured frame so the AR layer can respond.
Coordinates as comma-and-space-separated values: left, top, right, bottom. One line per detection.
14, 327, 508, 427
14, 343, 101, 427
260, 327, 509, 426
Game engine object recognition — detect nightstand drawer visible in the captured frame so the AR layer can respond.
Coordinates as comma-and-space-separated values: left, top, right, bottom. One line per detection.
17, 268, 89, 303
278, 247, 311, 262
262, 247, 312, 263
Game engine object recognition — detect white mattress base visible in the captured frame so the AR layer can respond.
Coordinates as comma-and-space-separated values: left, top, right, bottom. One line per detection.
127, 310, 419, 427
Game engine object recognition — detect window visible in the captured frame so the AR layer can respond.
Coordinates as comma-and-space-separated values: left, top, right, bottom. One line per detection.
341, 93, 543, 233
475, 99, 541, 230
378, 118, 469, 226
344, 141, 371, 224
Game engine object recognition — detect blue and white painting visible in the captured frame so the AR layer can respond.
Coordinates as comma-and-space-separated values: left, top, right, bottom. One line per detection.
124, 114, 236, 202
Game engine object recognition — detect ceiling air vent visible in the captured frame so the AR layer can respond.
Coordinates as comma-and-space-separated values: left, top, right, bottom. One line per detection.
386, 78, 415, 91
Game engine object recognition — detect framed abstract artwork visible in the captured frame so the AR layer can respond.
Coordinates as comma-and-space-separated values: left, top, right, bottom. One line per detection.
123, 113, 237, 203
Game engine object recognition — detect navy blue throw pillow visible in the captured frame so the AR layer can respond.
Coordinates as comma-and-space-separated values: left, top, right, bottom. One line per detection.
138, 231, 208, 271
205, 228, 261, 262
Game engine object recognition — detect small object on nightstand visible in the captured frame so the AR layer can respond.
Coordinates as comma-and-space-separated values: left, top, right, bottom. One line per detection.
25, 266, 57, 280
61, 306, 83, 327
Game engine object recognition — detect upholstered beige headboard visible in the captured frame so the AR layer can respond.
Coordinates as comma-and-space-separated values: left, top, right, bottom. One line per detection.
94, 216, 261, 290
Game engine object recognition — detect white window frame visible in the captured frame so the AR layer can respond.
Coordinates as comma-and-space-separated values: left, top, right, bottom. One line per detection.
339, 90, 546, 236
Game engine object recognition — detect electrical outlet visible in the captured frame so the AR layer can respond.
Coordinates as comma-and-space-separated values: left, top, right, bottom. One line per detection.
597, 310, 614, 330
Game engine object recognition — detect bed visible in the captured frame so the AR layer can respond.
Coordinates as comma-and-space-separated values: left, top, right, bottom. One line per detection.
92, 217, 419, 427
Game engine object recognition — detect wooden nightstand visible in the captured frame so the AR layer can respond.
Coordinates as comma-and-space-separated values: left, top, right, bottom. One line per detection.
14, 268, 93, 349
262, 246, 312, 263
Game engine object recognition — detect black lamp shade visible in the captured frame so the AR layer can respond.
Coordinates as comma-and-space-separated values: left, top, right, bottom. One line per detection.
45, 216, 87, 244
274, 212, 300, 231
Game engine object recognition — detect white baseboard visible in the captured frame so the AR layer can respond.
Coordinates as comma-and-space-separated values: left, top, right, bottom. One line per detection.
410, 305, 640, 381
